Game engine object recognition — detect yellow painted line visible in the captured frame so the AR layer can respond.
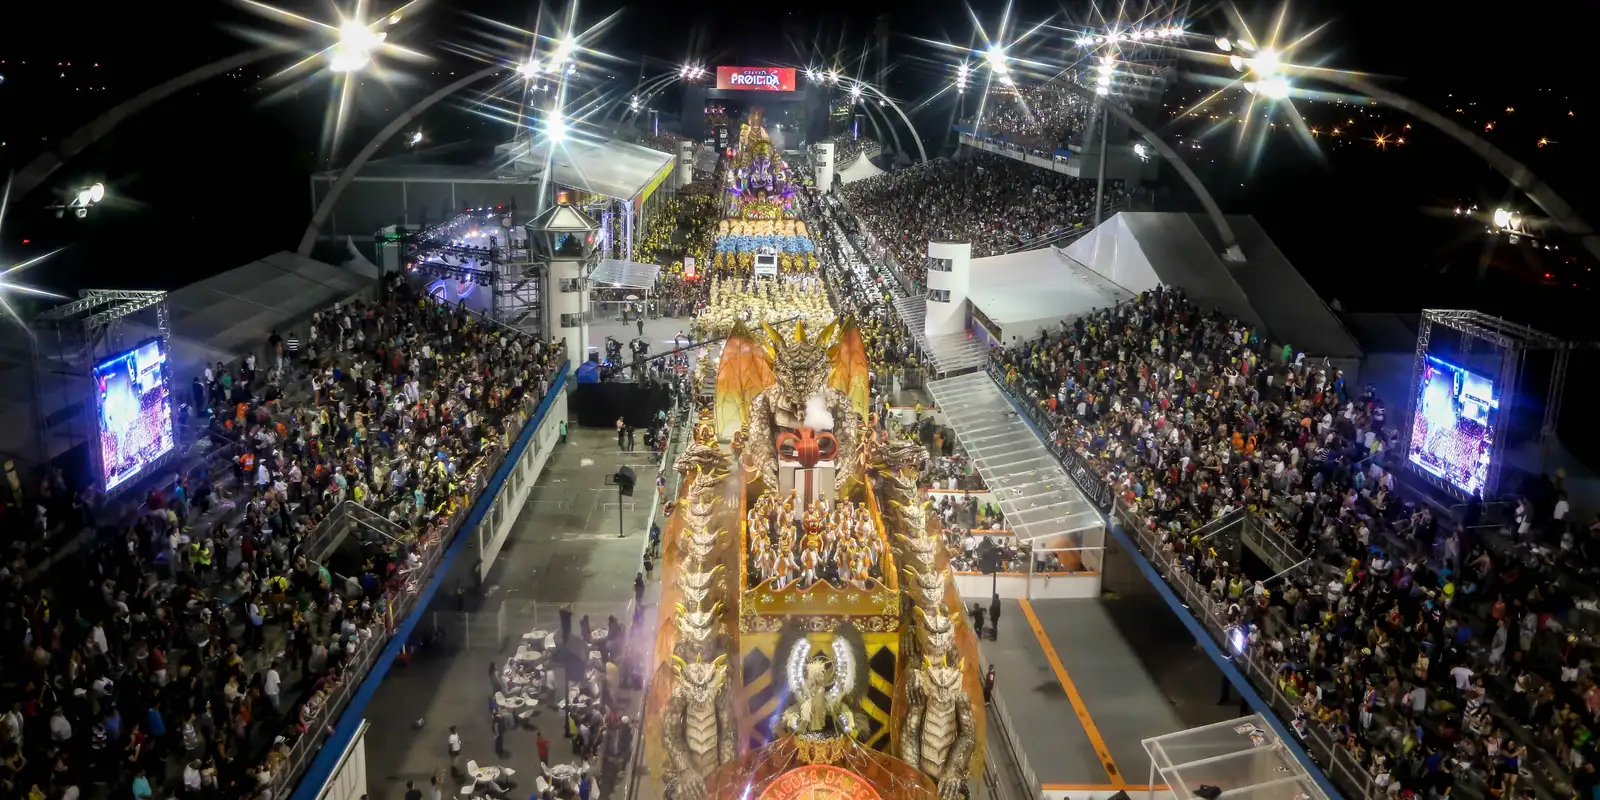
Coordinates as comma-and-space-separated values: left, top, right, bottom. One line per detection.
1019, 598, 1125, 786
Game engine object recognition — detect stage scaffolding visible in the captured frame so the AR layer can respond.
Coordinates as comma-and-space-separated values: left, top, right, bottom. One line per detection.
1405, 309, 1571, 501
400, 212, 544, 331
29, 289, 172, 492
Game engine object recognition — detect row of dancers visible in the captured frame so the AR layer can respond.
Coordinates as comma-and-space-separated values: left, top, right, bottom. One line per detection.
744, 490, 885, 590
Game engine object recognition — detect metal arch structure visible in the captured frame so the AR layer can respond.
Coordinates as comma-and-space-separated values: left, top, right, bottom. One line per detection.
296, 64, 504, 256
1314, 72, 1600, 267
848, 79, 928, 165
11, 47, 283, 203
1052, 81, 1243, 261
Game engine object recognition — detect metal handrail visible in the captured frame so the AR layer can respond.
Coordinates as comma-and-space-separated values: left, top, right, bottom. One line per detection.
269, 346, 567, 800
1115, 502, 1379, 800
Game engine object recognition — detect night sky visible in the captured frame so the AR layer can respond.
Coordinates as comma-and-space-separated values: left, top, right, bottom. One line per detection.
2, 0, 1595, 328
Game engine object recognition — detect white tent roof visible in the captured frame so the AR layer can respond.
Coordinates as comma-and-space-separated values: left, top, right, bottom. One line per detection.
1064, 212, 1362, 359
838, 153, 885, 184
501, 137, 674, 201
966, 246, 1134, 342
587, 259, 661, 289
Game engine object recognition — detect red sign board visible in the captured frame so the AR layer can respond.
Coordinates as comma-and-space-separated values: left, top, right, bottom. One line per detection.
716, 66, 797, 92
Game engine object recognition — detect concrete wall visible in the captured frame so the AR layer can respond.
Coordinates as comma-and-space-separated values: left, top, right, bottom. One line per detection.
477, 390, 568, 582
925, 240, 971, 336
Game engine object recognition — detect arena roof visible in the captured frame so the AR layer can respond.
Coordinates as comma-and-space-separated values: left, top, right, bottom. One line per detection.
503, 137, 675, 201
966, 247, 1134, 341
315, 137, 676, 202
1063, 212, 1363, 360
0, 252, 377, 464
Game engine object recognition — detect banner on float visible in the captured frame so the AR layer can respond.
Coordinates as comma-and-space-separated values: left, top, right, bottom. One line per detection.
716, 66, 797, 92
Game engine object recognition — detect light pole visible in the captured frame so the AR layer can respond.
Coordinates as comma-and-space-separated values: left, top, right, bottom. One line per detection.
1091, 54, 1118, 228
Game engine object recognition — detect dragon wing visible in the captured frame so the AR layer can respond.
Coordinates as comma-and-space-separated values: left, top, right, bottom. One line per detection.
714, 321, 776, 441
827, 316, 872, 420
773, 622, 811, 701
830, 622, 871, 705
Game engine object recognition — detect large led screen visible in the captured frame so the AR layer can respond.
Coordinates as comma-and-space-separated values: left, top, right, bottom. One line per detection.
716, 66, 797, 92
1407, 355, 1498, 497
93, 338, 177, 492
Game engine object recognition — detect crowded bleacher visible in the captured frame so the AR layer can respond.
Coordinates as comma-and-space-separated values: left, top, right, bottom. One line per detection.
0, 275, 564, 800
818, 133, 879, 169
992, 285, 1595, 798
840, 152, 1123, 287
960, 83, 1094, 154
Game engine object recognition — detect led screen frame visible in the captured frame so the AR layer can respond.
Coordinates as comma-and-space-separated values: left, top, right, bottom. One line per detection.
1406, 354, 1499, 498
92, 336, 178, 493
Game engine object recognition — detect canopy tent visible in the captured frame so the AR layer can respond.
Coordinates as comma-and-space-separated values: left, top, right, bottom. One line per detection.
502, 137, 675, 202
965, 246, 1134, 344
1141, 715, 1332, 800
586, 259, 662, 290
837, 151, 885, 185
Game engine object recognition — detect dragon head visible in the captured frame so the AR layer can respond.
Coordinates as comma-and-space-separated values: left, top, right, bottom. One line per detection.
920, 654, 966, 696
914, 605, 959, 658
902, 565, 948, 608
762, 320, 838, 410
672, 653, 729, 703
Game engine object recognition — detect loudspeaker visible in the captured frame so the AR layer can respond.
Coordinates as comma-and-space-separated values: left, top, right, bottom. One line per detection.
1106, 792, 1132, 800
615, 466, 636, 496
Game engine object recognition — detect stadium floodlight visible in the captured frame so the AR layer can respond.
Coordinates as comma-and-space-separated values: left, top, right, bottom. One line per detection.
1216, 36, 1232, 52
1229, 55, 1246, 72
827, 70, 839, 84
86, 182, 105, 204
984, 45, 1009, 74
1492, 208, 1512, 228
408, 130, 423, 146
1133, 142, 1149, 160
1253, 47, 1281, 76
1076, 36, 1094, 46
544, 109, 567, 142
329, 19, 386, 72
1097, 61, 1115, 75
552, 37, 576, 64
517, 59, 542, 79
1096, 73, 1112, 87
1258, 77, 1291, 99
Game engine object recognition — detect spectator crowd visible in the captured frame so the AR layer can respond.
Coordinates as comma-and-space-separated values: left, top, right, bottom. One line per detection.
818, 134, 879, 170
960, 83, 1094, 153
0, 274, 565, 800
994, 285, 1599, 799
841, 152, 1123, 287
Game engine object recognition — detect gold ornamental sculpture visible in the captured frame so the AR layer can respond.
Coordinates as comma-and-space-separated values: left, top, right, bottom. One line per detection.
642, 193, 983, 800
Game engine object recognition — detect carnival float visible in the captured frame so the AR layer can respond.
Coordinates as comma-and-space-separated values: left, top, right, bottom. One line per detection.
642, 312, 986, 800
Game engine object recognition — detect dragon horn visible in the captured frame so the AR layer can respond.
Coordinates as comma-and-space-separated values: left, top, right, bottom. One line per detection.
712, 653, 728, 668
671, 654, 687, 673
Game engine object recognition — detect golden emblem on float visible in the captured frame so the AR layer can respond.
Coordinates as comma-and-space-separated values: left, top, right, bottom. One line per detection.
776, 426, 838, 469
757, 765, 885, 800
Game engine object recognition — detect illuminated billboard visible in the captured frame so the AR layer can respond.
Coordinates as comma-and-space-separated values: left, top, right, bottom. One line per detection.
1407, 355, 1499, 497
716, 66, 797, 92
93, 338, 177, 492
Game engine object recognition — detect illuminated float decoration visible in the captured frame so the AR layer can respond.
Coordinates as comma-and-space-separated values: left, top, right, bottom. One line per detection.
642, 312, 985, 800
